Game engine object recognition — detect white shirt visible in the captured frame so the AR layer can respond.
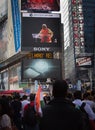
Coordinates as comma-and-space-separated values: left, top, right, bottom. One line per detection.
73, 99, 82, 107
73, 99, 95, 120
82, 99, 95, 110
21, 99, 30, 117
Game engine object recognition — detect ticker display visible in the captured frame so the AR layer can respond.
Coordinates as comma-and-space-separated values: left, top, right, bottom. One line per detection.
26, 52, 53, 59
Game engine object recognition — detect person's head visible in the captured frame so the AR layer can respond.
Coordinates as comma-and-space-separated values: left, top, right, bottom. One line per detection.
73, 90, 82, 100
22, 95, 28, 100
42, 24, 47, 29
13, 93, 20, 100
52, 80, 68, 98
29, 93, 35, 101
66, 92, 73, 101
0, 98, 11, 116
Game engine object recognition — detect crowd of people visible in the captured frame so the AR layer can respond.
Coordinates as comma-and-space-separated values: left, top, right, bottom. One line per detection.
0, 80, 95, 130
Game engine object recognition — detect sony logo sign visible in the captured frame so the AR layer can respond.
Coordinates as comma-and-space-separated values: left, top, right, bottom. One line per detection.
33, 47, 50, 51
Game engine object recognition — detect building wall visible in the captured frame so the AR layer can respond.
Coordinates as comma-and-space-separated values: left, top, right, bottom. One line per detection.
82, 0, 95, 88
7, 0, 15, 58
61, 0, 95, 87
82, 0, 95, 53
61, 0, 76, 83
0, 0, 8, 61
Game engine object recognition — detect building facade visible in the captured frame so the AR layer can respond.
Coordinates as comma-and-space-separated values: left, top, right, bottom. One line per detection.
0, 0, 62, 92
0, 0, 95, 91
61, 0, 95, 89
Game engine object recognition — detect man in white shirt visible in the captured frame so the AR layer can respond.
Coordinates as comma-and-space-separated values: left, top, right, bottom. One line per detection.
73, 90, 95, 120
82, 92, 95, 112
21, 95, 30, 129
21, 95, 30, 118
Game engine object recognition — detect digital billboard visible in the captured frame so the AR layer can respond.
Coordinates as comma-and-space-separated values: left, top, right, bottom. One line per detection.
26, 52, 53, 59
21, 13, 61, 51
21, 59, 62, 80
21, 0, 60, 12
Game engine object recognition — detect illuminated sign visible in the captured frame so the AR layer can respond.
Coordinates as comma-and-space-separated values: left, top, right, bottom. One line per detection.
27, 52, 53, 59
72, 0, 85, 55
21, 0, 60, 12
21, 59, 62, 80
21, 13, 61, 52
76, 56, 93, 67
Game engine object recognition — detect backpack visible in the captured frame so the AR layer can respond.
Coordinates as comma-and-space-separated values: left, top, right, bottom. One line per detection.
23, 103, 37, 127
78, 102, 91, 130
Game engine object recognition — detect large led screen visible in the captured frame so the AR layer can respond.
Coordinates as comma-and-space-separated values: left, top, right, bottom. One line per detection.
21, 0, 60, 12
21, 59, 62, 80
21, 13, 61, 51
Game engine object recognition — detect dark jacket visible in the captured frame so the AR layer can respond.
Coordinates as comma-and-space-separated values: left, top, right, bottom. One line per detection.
39, 98, 83, 130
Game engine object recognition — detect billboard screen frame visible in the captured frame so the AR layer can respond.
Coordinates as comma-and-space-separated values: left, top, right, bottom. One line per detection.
21, 0, 60, 12
21, 58, 62, 80
21, 13, 61, 52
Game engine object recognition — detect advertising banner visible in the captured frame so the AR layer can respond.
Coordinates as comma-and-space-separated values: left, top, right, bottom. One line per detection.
21, 13, 61, 52
21, 0, 60, 12
11, 0, 21, 52
21, 59, 62, 80
76, 56, 93, 67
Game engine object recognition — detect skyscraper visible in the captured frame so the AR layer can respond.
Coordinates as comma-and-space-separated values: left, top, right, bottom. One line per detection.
82, 0, 95, 53
61, 0, 95, 89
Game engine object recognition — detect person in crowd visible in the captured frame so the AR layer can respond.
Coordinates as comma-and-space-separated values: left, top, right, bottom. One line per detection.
0, 98, 12, 130
21, 95, 30, 129
91, 91, 95, 103
21, 95, 30, 118
24, 93, 39, 130
39, 80, 84, 130
11, 93, 22, 130
38, 24, 53, 43
66, 92, 74, 102
43, 95, 51, 105
73, 90, 95, 120
82, 92, 95, 113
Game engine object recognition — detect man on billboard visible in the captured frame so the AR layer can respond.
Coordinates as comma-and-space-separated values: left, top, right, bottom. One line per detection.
21, 12, 61, 51
38, 24, 53, 43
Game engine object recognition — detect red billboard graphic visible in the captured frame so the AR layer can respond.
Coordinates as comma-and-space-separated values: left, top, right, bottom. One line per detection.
76, 57, 93, 67
21, 0, 60, 12
21, 59, 62, 80
21, 13, 61, 51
